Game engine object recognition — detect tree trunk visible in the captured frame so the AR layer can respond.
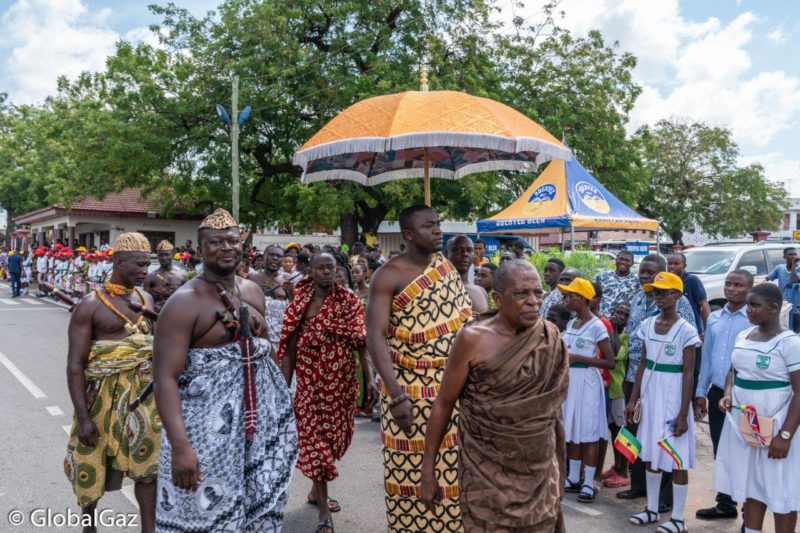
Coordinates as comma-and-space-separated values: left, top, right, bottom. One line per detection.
669, 229, 683, 245
340, 212, 359, 247
3, 207, 15, 247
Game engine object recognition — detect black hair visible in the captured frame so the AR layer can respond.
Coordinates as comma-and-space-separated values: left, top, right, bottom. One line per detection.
784, 247, 797, 256
335, 265, 353, 288
641, 254, 667, 271
480, 263, 498, 273
296, 252, 310, 266
398, 204, 434, 231
750, 282, 782, 307
494, 259, 537, 293
367, 258, 382, 272
728, 269, 755, 287
265, 244, 283, 253
591, 281, 603, 299
545, 257, 566, 271
669, 252, 687, 264
547, 303, 571, 322
617, 249, 634, 260
474, 238, 485, 246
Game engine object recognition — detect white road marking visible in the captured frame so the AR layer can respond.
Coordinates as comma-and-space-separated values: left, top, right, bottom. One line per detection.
0, 298, 20, 305
62, 425, 72, 435
22, 298, 43, 305
561, 498, 604, 517
0, 349, 47, 398
0, 308, 62, 311
46, 405, 65, 416
121, 485, 140, 509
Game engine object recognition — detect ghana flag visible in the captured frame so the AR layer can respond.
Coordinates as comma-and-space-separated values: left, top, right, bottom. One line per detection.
614, 427, 641, 463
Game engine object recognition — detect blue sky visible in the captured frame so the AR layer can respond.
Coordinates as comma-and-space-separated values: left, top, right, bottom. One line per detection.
1, 0, 799, 227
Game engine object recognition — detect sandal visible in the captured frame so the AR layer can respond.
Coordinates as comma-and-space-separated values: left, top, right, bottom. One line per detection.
577, 484, 596, 503
307, 497, 341, 513
564, 480, 582, 493
656, 518, 687, 532
315, 518, 334, 533
629, 508, 660, 525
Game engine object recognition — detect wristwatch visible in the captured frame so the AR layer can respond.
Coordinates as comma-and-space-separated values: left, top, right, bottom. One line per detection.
780, 430, 793, 440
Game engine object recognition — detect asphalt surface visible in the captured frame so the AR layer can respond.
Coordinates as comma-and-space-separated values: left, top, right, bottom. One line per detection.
0, 281, 777, 532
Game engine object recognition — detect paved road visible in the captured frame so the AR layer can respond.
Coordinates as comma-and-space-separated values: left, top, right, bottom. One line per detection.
0, 282, 774, 532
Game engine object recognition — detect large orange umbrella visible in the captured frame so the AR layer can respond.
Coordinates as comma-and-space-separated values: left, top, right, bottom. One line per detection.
293, 89, 571, 205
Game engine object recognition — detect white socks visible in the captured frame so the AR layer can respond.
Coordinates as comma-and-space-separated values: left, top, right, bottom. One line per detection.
583, 466, 597, 488
568, 459, 581, 484
646, 470, 661, 513
671, 482, 688, 521
744, 529, 761, 533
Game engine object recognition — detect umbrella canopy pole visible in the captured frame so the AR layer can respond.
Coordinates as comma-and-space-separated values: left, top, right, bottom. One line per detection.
570, 222, 575, 251
424, 148, 431, 206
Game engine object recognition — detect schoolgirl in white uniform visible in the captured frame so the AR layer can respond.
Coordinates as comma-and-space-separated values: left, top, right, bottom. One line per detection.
627, 272, 700, 533
714, 283, 800, 533
560, 277, 615, 503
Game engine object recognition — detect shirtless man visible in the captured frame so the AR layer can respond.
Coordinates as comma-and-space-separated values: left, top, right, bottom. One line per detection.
366, 205, 472, 532
248, 244, 294, 299
154, 209, 297, 532
447, 234, 489, 314
64, 232, 158, 533
144, 240, 187, 312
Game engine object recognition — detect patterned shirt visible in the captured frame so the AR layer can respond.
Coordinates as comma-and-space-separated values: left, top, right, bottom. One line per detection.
541, 288, 564, 319
624, 291, 697, 382
594, 270, 641, 318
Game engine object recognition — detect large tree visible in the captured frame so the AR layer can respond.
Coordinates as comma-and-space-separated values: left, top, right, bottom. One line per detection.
635, 119, 788, 244
2, 0, 642, 244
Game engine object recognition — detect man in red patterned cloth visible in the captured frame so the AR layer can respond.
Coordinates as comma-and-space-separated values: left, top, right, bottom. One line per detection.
277, 252, 377, 533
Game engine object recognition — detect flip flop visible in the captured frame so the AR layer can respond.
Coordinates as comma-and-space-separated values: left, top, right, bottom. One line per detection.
315, 518, 334, 533
307, 497, 341, 513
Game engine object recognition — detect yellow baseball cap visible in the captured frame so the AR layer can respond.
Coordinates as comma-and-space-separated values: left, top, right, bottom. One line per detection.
643, 271, 684, 293
285, 242, 301, 251
558, 277, 596, 300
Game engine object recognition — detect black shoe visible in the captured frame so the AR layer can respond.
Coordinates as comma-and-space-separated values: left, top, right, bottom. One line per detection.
696, 506, 738, 520
658, 502, 672, 514
617, 489, 646, 500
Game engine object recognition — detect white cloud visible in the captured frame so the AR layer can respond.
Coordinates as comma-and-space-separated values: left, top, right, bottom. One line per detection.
506, 1, 800, 150
740, 152, 800, 196
0, 0, 119, 104
0, 0, 162, 104
766, 27, 786, 45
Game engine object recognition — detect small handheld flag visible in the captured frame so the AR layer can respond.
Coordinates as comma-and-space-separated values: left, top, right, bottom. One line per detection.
657, 436, 684, 469
734, 404, 768, 447
614, 427, 642, 463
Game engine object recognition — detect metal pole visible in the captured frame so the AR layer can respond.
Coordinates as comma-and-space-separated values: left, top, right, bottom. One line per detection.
656, 221, 661, 257
570, 222, 575, 251
424, 148, 431, 207
231, 74, 240, 222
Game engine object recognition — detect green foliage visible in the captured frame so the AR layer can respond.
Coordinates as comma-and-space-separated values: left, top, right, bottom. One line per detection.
526, 249, 614, 282
0, 0, 642, 244
634, 119, 789, 244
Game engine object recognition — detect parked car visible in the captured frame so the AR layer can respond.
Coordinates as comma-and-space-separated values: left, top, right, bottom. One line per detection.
683, 242, 790, 310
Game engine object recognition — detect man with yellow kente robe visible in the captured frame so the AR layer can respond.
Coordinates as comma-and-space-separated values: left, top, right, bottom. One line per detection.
64, 232, 160, 533
367, 205, 472, 532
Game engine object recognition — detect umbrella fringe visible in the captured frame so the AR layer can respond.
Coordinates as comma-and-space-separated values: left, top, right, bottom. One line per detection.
293, 133, 571, 170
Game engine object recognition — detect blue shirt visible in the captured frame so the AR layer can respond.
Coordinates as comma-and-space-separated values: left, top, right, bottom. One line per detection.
625, 291, 697, 383
695, 303, 750, 397
7, 253, 23, 274
681, 271, 707, 333
767, 264, 800, 302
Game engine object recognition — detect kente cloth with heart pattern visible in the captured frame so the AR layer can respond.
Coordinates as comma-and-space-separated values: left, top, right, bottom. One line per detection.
458, 312, 569, 532
380, 252, 472, 532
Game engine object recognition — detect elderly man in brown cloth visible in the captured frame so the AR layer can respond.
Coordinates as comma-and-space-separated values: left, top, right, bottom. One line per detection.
144, 240, 187, 312
421, 259, 569, 532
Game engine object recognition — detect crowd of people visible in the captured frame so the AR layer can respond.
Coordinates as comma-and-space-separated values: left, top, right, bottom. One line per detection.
9, 205, 797, 533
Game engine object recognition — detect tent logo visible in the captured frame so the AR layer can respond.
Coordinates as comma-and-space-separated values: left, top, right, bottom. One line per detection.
523, 184, 556, 216
576, 181, 610, 214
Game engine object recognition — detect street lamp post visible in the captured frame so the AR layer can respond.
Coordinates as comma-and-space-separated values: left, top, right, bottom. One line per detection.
215, 74, 251, 222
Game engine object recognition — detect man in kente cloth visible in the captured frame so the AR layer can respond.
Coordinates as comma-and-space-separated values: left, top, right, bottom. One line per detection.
277, 252, 377, 533
144, 240, 187, 312
64, 232, 159, 533
153, 208, 298, 532
421, 260, 569, 532
367, 205, 473, 532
